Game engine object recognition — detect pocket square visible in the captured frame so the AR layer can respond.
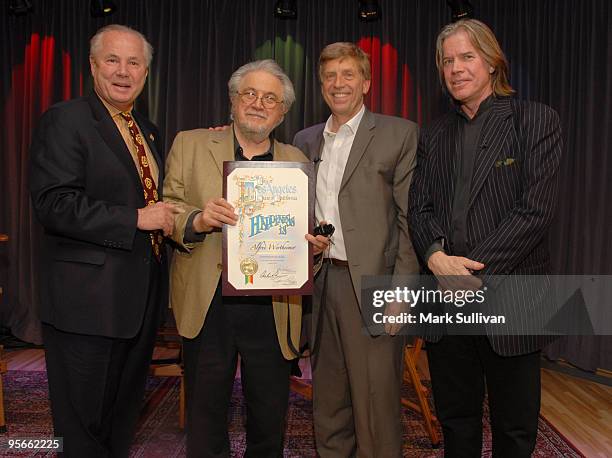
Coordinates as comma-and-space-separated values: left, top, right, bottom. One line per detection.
495, 157, 515, 168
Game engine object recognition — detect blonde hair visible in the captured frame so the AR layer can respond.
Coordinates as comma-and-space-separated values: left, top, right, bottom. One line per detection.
318, 42, 371, 82
436, 19, 514, 96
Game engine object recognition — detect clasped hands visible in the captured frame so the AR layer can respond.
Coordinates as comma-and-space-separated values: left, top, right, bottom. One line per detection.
383, 252, 485, 337
137, 201, 184, 236
427, 250, 485, 291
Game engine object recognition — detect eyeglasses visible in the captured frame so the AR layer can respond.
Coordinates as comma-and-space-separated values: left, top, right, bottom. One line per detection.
237, 90, 284, 109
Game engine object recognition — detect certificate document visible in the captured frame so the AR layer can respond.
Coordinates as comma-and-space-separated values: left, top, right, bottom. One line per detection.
222, 161, 314, 296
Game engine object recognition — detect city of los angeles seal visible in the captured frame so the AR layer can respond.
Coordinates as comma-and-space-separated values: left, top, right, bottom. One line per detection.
240, 258, 258, 284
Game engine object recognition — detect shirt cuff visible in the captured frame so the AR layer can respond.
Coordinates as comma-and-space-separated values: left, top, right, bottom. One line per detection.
425, 239, 445, 263
183, 211, 207, 244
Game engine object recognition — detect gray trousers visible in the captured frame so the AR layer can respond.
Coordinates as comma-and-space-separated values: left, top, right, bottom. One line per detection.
312, 263, 404, 458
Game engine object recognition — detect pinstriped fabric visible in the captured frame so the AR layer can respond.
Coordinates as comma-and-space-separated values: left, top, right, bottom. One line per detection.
408, 97, 562, 356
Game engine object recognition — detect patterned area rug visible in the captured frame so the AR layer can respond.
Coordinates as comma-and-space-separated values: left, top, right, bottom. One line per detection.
0, 371, 584, 457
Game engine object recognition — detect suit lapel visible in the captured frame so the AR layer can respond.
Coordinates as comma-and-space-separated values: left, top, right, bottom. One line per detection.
208, 127, 235, 175
274, 140, 287, 161
301, 125, 325, 174
468, 97, 513, 209
313, 133, 325, 174
87, 92, 144, 195
340, 109, 375, 191
274, 140, 292, 161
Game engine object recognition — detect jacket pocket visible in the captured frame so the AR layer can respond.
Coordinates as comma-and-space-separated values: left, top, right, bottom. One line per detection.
54, 245, 106, 265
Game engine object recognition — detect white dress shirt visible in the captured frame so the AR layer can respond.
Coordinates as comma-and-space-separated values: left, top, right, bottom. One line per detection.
316, 104, 365, 261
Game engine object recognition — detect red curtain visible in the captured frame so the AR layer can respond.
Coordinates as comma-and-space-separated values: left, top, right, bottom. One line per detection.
1, 32, 82, 343
358, 37, 423, 124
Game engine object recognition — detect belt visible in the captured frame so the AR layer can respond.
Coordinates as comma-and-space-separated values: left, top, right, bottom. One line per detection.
323, 258, 349, 267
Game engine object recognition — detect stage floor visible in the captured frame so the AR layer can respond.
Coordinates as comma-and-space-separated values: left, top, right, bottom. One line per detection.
3, 346, 611, 457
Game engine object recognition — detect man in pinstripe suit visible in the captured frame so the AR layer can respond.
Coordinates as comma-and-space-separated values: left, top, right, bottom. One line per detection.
408, 19, 562, 457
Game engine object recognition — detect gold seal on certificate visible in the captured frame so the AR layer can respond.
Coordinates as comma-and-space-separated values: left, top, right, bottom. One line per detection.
240, 257, 258, 284
222, 161, 314, 296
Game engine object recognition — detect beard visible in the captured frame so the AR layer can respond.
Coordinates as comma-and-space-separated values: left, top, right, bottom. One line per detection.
235, 118, 269, 137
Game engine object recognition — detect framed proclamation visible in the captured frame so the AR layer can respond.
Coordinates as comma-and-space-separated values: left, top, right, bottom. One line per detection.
222, 161, 315, 296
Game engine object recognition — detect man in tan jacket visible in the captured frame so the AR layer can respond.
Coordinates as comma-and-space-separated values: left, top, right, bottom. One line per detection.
163, 60, 307, 458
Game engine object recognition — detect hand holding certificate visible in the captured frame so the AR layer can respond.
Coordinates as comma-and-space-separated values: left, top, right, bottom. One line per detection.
222, 161, 314, 295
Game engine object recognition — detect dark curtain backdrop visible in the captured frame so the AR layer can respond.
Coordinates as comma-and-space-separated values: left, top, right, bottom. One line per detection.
1, 0, 610, 370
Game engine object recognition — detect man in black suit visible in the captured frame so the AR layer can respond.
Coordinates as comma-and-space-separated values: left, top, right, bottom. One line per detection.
408, 19, 562, 457
30, 24, 180, 457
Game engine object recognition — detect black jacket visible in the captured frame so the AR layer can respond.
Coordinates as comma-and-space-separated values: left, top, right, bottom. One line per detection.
30, 91, 167, 338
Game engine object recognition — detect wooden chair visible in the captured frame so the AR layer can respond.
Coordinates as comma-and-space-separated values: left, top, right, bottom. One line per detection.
0, 233, 7, 432
289, 340, 440, 448
151, 328, 310, 429
289, 375, 312, 400
289, 347, 313, 400
150, 325, 185, 429
0, 345, 6, 433
402, 338, 440, 448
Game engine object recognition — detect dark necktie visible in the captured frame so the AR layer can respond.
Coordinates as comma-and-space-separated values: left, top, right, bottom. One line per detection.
120, 111, 162, 262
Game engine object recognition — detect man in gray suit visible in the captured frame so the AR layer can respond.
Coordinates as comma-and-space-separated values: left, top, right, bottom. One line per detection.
294, 42, 419, 458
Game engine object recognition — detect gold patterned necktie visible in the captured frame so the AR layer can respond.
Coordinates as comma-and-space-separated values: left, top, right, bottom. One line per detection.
120, 111, 162, 262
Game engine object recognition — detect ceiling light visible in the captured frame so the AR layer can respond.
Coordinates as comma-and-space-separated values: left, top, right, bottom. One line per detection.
90, 0, 117, 18
358, 0, 381, 22
446, 0, 474, 22
274, 0, 297, 19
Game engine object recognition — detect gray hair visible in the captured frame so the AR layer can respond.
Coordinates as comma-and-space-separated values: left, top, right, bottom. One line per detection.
228, 59, 296, 111
90, 24, 153, 67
